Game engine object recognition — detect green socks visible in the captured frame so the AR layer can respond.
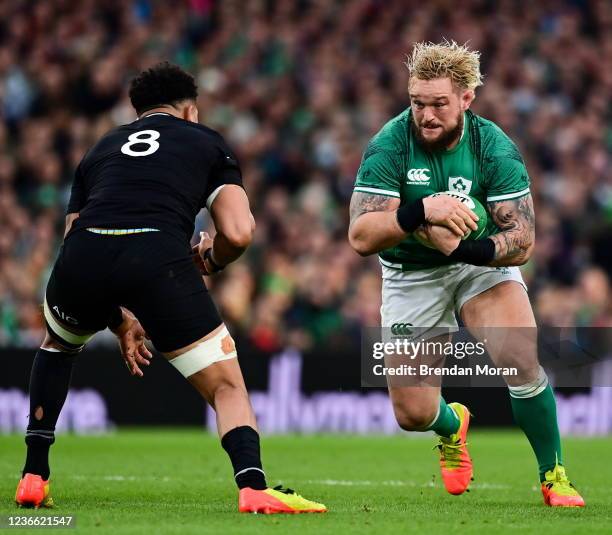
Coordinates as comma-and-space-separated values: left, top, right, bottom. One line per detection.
424, 368, 563, 482
426, 397, 460, 437
509, 367, 563, 481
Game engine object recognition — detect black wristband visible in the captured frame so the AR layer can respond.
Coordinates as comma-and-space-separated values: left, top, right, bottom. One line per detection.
449, 238, 496, 266
396, 198, 426, 234
107, 307, 123, 331
204, 248, 225, 272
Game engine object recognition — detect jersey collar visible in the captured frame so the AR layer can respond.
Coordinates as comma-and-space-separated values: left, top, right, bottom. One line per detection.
139, 112, 173, 119
444, 112, 468, 155
459, 113, 466, 142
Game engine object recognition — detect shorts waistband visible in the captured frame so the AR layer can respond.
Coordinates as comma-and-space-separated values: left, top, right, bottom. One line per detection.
379, 256, 458, 273
86, 227, 160, 236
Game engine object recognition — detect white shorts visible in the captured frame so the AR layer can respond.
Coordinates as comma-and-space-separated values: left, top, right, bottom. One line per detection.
381, 262, 527, 338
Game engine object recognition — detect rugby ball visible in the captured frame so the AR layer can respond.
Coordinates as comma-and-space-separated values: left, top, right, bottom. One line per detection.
414, 191, 488, 248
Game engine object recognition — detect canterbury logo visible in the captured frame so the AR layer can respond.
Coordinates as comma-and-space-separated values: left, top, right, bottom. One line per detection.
407, 168, 430, 183
391, 322, 414, 336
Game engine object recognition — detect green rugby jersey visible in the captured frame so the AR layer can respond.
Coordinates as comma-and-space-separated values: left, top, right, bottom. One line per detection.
354, 109, 531, 270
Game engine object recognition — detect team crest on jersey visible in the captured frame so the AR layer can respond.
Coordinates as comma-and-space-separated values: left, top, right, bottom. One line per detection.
448, 176, 473, 194
407, 168, 430, 185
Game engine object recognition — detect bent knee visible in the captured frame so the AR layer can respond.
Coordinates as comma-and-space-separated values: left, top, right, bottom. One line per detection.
392, 402, 438, 431
41, 331, 81, 354
41, 333, 65, 351
207, 381, 248, 410
213, 380, 247, 396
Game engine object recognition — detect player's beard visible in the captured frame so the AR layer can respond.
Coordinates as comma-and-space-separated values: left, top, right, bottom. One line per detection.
412, 112, 464, 152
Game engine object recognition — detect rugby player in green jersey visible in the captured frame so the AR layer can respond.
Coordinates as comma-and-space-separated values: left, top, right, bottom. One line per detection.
348, 41, 584, 507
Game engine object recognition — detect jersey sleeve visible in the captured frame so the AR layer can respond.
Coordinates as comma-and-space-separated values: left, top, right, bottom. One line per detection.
353, 139, 402, 199
203, 138, 243, 210
66, 163, 86, 214
482, 135, 531, 203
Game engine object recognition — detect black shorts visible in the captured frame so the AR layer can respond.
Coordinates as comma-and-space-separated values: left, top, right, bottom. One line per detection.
45, 229, 222, 352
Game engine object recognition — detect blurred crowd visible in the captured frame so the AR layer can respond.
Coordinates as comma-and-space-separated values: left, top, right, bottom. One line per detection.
0, 0, 611, 350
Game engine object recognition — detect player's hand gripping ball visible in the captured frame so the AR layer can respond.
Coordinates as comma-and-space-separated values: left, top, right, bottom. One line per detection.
415, 191, 488, 248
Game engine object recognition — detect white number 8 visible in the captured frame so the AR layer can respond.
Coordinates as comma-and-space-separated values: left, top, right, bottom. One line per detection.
121, 130, 160, 157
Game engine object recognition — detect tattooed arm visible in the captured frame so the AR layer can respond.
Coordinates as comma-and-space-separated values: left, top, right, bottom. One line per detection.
348, 192, 403, 256
487, 194, 535, 267
348, 191, 480, 256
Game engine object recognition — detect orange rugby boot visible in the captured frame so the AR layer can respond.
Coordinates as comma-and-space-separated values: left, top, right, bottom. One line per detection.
436, 402, 473, 495
15, 473, 54, 508
239, 485, 326, 514
541, 464, 585, 507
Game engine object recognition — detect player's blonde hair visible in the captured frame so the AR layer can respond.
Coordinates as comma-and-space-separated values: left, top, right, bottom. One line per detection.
405, 40, 483, 90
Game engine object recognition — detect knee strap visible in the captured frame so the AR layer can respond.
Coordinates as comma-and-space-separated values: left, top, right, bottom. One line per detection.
43, 299, 94, 353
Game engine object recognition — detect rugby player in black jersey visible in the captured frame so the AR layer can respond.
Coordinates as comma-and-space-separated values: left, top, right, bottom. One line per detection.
15, 62, 326, 514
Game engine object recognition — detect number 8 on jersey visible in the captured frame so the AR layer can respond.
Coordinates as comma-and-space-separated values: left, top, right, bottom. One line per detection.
121, 130, 160, 157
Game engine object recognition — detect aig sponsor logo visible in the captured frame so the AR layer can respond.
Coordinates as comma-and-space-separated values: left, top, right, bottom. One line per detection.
406, 168, 430, 184
52, 305, 78, 325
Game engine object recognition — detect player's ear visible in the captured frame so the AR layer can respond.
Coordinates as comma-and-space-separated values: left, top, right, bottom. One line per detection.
185, 102, 199, 123
461, 89, 475, 111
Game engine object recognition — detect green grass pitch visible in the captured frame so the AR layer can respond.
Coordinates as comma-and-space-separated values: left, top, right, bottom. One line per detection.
1, 430, 610, 534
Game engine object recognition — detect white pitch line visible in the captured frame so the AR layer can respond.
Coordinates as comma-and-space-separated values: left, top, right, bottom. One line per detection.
69, 475, 171, 482
302, 479, 511, 490
3, 473, 510, 490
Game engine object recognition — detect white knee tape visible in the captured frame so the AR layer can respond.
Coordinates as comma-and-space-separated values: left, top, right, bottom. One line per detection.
169, 326, 237, 378
508, 365, 549, 399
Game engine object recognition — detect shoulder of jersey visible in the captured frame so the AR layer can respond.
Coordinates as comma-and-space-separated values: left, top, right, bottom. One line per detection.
469, 111, 522, 159
141, 116, 226, 140
83, 119, 228, 166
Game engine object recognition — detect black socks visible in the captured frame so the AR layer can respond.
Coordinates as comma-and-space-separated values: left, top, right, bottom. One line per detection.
221, 426, 267, 490
22, 348, 75, 480
23, 349, 265, 490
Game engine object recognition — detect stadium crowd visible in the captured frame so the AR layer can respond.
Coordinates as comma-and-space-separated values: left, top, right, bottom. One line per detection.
0, 0, 610, 350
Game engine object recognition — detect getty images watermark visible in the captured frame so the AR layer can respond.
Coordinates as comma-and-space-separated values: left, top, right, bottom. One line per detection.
360, 326, 612, 388
370, 336, 512, 377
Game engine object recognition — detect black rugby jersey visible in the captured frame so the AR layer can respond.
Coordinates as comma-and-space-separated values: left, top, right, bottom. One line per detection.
67, 113, 242, 242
